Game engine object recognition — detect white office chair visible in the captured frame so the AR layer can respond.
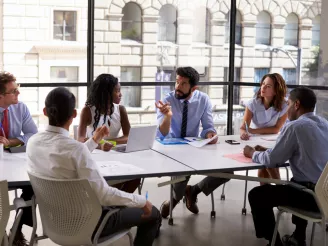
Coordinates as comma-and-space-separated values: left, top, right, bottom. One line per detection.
0, 180, 10, 246
28, 172, 133, 246
271, 163, 328, 246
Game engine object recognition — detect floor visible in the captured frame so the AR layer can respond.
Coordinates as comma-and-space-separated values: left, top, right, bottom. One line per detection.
6, 170, 326, 246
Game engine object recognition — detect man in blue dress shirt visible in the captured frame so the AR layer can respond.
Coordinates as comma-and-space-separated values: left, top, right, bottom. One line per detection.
0, 72, 38, 246
244, 87, 328, 246
155, 67, 231, 218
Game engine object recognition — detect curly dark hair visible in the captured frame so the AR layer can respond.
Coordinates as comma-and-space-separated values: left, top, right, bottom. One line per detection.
0, 72, 16, 94
85, 74, 119, 133
176, 67, 200, 87
256, 73, 287, 112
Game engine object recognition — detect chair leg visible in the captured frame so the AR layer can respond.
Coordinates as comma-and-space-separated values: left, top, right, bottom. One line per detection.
138, 178, 145, 195
322, 220, 326, 246
127, 231, 133, 246
271, 210, 283, 246
310, 222, 316, 246
220, 183, 226, 200
242, 170, 248, 215
29, 196, 37, 246
2, 234, 8, 246
168, 178, 174, 226
210, 192, 215, 218
9, 210, 23, 246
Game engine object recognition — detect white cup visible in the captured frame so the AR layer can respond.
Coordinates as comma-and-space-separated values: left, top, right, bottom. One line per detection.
0, 143, 3, 159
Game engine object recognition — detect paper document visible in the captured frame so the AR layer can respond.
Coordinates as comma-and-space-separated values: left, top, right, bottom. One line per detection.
223, 153, 253, 163
186, 135, 218, 148
97, 161, 144, 176
261, 136, 278, 141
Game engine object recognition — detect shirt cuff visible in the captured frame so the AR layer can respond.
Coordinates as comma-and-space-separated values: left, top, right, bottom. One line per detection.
252, 151, 261, 163
84, 138, 98, 152
137, 195, 147, 208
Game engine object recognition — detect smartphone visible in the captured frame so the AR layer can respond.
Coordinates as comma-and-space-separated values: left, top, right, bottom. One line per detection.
225, 140, 240, 145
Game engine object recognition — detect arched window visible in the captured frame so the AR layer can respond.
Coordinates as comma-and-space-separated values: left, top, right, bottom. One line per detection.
284, 13, 299, 46
312, 15, 320, 46
256, 11, 271, 45
192, 7, 211, 44
122, 3, 142, 42
225, 10, 242, 45
158, 4, 177, 43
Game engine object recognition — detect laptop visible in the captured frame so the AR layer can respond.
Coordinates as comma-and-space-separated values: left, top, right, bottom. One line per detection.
114, 125, 157, 153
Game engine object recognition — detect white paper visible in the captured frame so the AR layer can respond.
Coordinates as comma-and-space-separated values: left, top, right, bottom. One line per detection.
97, 161, 144, 176
261, 137, 278, 141
186, 135, 218, 148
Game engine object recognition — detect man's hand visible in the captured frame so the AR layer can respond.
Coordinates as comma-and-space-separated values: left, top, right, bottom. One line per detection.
92, 125, 110, 144
101, 142, 113, 152
0, 137, 10, 147
243, 145, 255, 158
155, 101, 172, 117
141, 200, 153, 219
205, 131, 218, 144
254, 145, 267, 152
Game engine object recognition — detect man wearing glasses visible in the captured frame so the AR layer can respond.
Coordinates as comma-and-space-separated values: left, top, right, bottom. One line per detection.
0, 71, 37, 246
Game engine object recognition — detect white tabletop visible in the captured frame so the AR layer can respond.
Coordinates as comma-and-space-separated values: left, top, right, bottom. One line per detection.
152, 135, 278, 174
0, 149, 194, 188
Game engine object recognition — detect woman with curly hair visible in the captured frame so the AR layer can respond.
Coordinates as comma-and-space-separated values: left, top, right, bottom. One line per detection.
240, 73, 288, 183
78, 73, 141, 193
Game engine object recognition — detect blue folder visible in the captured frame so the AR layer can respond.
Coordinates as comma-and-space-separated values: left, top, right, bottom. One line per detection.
156, 138, 188, 145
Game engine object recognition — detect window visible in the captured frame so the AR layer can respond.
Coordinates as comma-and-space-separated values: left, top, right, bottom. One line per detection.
122, 3, 142, 42
195, 67, 209, 94
256, 11, 271, 45
285, 13, 299, 46
223, 68, 241, 105
225, 11, 242, 45
158, 4, 177, 43
312, 15, 321, 46
53, 11, 77, 41
50, 66, 80, 107
283, 68, 297, 85
192, 7, 211, 44
254, 68, 269, 95
120, 67, 141, 107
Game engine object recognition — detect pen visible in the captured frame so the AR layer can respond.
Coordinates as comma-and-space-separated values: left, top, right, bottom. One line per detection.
145, 191, 148, 200
245, 121, 249, 135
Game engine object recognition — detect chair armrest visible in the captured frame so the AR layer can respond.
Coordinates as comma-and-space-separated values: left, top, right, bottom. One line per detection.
92, 208, 121, 244
10, 198, 32, 211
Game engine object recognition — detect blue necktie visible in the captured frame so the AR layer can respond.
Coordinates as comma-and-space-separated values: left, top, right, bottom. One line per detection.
181, 101, 188, 138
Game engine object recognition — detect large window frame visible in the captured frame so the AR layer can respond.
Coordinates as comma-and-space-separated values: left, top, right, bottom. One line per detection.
20, 0, 328, 136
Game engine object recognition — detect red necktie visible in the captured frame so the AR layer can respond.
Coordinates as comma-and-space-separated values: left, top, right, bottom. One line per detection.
1, 109, 9, 138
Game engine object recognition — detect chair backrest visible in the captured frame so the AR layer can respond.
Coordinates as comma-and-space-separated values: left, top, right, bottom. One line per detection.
28, 172, 102, 245
0, 180, 10, 244
315, 162, 328, 220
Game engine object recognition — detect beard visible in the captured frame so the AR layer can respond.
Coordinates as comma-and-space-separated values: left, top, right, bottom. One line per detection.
175, 89, 192, 100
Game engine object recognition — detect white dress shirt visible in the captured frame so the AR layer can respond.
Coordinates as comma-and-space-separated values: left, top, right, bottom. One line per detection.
252, 112, 328, 183
27, 125, 146, 208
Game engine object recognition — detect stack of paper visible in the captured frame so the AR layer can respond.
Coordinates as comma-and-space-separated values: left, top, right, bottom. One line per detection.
185, 135, 218, 148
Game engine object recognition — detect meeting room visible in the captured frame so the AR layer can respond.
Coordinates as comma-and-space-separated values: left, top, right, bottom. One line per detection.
1, 0, 328, 246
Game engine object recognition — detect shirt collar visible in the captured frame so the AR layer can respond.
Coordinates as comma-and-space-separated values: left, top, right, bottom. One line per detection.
179, 90, 197, 104
46, 125, 70, 137
0, 105, 11, 113
298, 112, 315, 120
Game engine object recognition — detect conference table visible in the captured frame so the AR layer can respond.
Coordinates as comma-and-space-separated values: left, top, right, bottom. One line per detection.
1, 134, 285, 225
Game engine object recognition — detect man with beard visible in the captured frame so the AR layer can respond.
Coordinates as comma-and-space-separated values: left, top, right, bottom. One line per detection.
155, 66, 231, 218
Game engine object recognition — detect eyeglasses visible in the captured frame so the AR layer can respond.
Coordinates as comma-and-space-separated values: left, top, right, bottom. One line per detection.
3, 84, 20, 95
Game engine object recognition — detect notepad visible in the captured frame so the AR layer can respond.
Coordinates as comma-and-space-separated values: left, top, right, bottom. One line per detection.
156, 138, 188, 145
223, 153, 253, 163
97, 161, 144, 176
